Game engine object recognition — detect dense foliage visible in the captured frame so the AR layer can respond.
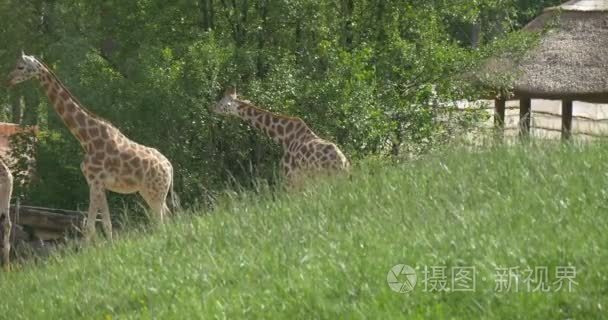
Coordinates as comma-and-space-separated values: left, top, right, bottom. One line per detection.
0, 0, 562, 210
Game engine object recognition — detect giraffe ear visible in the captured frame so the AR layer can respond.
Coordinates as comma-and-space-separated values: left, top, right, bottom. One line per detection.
225, 87, 237, 99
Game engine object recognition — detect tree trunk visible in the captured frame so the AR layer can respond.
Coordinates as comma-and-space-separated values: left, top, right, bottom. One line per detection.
471, 22, 481, 48
374, 1, 386, 42
9, 94, 22, 124
22, 90, 39, 126
342, 0, 354, 49
200, 0, 215, 30
256, 0, 268, 78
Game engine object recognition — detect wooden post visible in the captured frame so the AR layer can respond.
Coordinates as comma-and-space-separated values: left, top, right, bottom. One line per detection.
494, 98, 506, 141
561, 99, 573, 140
519, 97, 531, 139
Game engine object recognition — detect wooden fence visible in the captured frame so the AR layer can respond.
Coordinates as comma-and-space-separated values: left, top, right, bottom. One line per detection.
3, 204, 86, 249
454, 99, 608, 140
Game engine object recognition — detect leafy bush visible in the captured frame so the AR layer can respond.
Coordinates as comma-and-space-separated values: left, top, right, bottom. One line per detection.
0, 0, 562, 210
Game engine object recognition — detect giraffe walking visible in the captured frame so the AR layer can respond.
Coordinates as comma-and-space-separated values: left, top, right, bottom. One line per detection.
0, 159, 13, 271
6, 53, 177, 241
211, 87, 349, 185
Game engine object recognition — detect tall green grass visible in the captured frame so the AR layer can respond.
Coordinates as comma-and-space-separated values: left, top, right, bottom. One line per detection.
1, 141, 606, 319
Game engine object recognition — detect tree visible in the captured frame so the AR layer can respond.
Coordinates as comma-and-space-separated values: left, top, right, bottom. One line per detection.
0, 0, 559, 210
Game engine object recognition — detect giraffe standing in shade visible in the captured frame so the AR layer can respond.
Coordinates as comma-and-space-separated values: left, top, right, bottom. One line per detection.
0, 159, 13, 271
211, 87, 349, 184
6, 53, 176, 241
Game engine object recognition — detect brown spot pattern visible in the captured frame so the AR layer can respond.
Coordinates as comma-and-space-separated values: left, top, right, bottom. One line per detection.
121, 164, 133, 175
75, 112, 86, 126
92, 152, 104, 165
56, 104, 65, 115
78, 128, 89, 141
107, 143, 120, 155
89, 127, 100, 137
64, 115, 77, 129
130, 156, 141, 167
65, 101, 76, 113
60, 90, 70, 101
134, 169, 144, 180
88, 166, 103, 173
119, 151, 133, 160
93, 138, 105, 149
100, 127, 109, 139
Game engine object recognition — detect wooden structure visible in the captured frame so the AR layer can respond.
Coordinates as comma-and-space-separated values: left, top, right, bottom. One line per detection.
479, 0, 608, 140
0, 204, 86, 254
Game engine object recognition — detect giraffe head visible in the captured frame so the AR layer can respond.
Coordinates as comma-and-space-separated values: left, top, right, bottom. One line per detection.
6, 52, 42, 87
211, 87, 240, 116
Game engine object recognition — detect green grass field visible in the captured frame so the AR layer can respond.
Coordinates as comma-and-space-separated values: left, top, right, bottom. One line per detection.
1, 141, 607, 319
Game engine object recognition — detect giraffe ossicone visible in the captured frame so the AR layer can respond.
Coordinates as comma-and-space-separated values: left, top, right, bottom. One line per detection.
211, 87, 350, 185
6, 53, 178, 241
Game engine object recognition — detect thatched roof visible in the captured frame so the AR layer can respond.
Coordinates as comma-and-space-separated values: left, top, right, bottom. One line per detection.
558, 0, 608, 11
478, 0, 608, 102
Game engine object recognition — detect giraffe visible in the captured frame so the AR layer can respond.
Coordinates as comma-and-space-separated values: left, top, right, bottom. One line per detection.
0, 159, 13, 271
211, 87, 349, 185
6, 52, 177, 241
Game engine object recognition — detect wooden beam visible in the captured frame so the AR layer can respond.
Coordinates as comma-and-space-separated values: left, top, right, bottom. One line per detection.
9, 205, 84, 232
494, 98, 506, 141
16, 205, 86, 217
0, 224, 30, 246
562, 99, 573, 140
33, 228, 67, 241
519, 97, 531, 139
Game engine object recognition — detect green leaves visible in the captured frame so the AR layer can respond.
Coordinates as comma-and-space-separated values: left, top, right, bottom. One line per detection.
0, 0, 562, 209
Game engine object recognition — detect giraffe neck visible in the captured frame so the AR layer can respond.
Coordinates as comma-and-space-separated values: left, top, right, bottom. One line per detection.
235, 101, 317, 149
35, 61, 109, 149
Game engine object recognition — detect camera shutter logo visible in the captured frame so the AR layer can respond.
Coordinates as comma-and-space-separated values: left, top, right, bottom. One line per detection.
387, 264, 417, 293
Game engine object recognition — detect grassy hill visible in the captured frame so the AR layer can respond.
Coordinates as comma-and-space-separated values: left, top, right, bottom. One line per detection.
0, 142, 606, 319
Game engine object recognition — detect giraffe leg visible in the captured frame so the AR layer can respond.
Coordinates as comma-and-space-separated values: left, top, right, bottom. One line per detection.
140, 191, 165, 224
84, 183, 104, 241
162, 203, 171, 217
285, 169, 303, 191
0, 182, 12, 271
1, 212, 10, 272
98, 190, 113, 241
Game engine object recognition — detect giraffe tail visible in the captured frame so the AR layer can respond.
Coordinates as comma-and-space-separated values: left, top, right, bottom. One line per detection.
169, 172, 181, 214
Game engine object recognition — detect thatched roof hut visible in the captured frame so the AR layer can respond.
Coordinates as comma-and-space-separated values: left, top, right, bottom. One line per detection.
478, 0, 608, 138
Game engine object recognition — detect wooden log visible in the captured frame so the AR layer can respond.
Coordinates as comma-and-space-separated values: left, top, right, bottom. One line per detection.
562, 99, 573, 140
16, 205, 86, 217
11, 224, 30, 243
9, 206, 84, 232
13, 239, 53, 259
33, 228, 67, 241
0, 224, 30, 246
27, 239, 48, 251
